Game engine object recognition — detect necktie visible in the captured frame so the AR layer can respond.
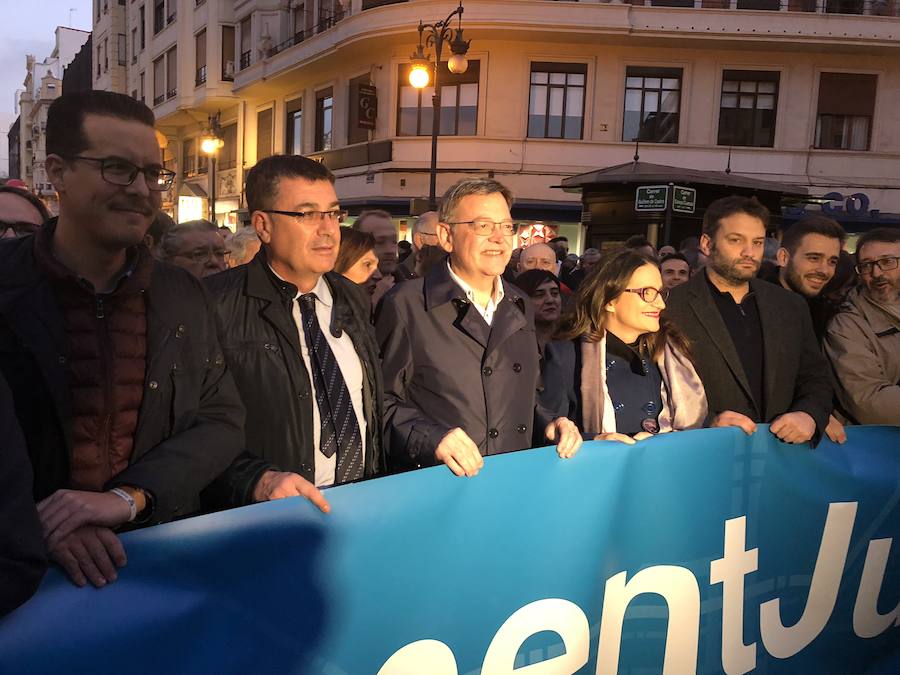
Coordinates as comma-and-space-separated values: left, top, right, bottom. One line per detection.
298, 293, 364, 484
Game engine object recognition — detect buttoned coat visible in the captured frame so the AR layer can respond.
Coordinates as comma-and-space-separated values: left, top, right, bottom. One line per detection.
203, 252, 386, 506
664, 271, 833, 443
376, 261, 546, 470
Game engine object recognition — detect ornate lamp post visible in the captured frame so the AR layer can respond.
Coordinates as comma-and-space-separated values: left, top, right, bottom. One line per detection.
200, 112, 224, 224
408, 1, 470, 211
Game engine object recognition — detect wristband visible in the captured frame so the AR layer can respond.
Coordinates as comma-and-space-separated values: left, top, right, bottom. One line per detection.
109, 487, 137, 522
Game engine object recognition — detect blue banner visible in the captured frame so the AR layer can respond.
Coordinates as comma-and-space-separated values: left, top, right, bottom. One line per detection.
2, 426, 899, 674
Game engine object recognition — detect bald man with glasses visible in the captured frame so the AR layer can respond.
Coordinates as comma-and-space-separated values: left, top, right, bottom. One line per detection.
376, 178, 581, 478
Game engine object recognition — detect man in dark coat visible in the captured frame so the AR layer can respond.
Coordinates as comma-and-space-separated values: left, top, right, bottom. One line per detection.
0, 372, 47, 617
376, 178, 581, 477
0, 91, 244, 588
664, 196, 833, 445
205, 155, 384, 513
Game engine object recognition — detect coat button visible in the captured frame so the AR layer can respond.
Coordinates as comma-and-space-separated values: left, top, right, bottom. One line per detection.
482, 366, 493, 377
148, 381, 159, 390
176, 324, 186, 338
516, 424, 527, 434
488, 428, 499, 439
58, 355, 67, 364
513, 363, 522, 373
298, 390, 309, 399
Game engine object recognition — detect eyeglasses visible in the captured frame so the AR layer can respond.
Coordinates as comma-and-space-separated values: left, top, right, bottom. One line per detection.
855, 255, 899, 276
175, 246, 230, 264
624, 287, 664, 303
0, 220, 40, 238
262, 209, 348, 225
65, 155, 176, 191
445, 219, 520, 237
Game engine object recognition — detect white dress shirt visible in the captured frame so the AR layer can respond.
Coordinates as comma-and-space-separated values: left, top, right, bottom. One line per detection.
447, 260, 505, 326
274, 270, 367, 487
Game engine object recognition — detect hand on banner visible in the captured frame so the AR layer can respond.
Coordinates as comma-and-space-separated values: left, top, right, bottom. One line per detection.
37, 489, 133, 549
253, 471, 331, 513
710, 411, 757, 435
825, 414, 848, 444
434, 427, 484, 477
770, 411, 817, 444
545, 417, 582, 458
593, 432, 637, 444
49, 525, 126, 588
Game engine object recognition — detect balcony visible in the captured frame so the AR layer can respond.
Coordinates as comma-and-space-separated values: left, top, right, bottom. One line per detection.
239, 51, 251, 70
267, 7, 349, 58
153, 93, 165, 105
166, 87, 177, 100
196, 65, 207, 86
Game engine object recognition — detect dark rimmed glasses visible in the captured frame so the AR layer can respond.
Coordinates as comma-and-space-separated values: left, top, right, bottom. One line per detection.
445, 219, 520, 237
624, 287, 664, 303
855, 255, 899, 276
262, 209, 348, 225
65, 155, 176, 191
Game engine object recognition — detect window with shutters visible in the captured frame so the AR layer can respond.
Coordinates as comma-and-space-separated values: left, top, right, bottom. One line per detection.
286, 98, 303, 155
220, 124, 237, 170
397, 61, 479, 137
814, 73, 876, 151
717, 70, 779, 148
195, 30, 207, 86
153, 56, 165, 104
622, 66, 681, 143
315, 88, 334, 151
257, 108, 274, 160
222, 25, 235, 80
528, 62, 586, 139
165, 46, 177, 99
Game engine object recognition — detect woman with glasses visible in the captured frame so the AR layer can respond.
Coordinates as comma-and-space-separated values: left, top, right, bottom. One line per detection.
335, 228, 383, 297
546, 248, 707, 444
0, 185, 51, 238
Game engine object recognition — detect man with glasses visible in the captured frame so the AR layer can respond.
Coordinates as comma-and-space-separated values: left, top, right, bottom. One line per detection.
397, 210, 440, 281
204, 155, 385, 513
0, 184, 51, 238
376, 178, 581, 477
0, 90, 244, 588
825, 227, 900, 424
157, 219, 230, 278
664, 196, 833, 445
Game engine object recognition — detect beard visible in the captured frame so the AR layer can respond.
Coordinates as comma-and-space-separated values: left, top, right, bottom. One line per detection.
867, 275, 899, 304
709, 242, 761, 285
783, 264, 829, 298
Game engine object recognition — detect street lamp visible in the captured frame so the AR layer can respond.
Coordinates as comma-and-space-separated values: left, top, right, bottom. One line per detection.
408, 1, 470, 211
200, 112, 224, 224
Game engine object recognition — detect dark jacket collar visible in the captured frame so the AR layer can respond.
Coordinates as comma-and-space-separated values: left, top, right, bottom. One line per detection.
423, 258, 526, 314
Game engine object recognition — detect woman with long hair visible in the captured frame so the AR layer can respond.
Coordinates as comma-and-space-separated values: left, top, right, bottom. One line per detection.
547, 248, 707, 443
335, 228, 383, 296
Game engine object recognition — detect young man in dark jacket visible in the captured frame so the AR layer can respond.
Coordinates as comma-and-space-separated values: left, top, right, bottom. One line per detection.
0, 91, 244, 589
205, 155, 385, 513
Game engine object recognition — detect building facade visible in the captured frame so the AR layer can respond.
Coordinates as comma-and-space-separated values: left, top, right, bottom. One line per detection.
7, 117, 21, 181
96, 0, 900, 243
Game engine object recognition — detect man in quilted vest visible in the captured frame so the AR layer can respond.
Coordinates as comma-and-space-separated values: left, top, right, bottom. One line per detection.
0, 91, 244, 589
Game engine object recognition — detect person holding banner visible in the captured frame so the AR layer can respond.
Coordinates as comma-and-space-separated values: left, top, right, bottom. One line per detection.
545, 249, 707, 442
376, 178, 581, 477
664, 196, 833, 444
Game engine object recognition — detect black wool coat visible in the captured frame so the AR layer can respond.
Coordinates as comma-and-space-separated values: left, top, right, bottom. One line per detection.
664, 270, 833, 444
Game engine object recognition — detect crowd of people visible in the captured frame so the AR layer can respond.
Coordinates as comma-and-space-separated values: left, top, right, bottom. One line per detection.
1, 90, 897, 618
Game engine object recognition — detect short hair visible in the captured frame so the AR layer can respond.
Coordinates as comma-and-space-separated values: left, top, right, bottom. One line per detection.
413, 211, 439, 235
438, 178, 513, 224
581, 247, 600, 259
353, 209, 393, 231
145, 209, 176, 248
624, 235, 653, 250
660, 252, 690, 267
702, 196, 770, 239
46, 90, 156, 158
0, 185, 51, 222
158, 219, 219, 259
245, 154, 334, 214
515, 269, 560, 296
335, 227, 376, 274
856, 226, 900, 260
781, 216, 846, 255
229, 227, 261, 264
549, 236, 568, 244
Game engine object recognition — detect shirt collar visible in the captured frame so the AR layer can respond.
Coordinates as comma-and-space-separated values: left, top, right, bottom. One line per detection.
446, 260, 504, 308
267, 265, 333, 308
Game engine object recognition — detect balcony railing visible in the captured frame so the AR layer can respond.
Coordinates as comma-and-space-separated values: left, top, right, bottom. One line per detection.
166, 87, 177, 100
627, 0, 899, 13
240, 50, 251, 70
153, 93, 165, 105
266, 8, 349, 59
196, 65, 207, 86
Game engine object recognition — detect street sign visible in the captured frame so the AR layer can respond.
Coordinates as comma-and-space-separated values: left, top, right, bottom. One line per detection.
635, 185, 669, 211
672, 186, 697, 214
